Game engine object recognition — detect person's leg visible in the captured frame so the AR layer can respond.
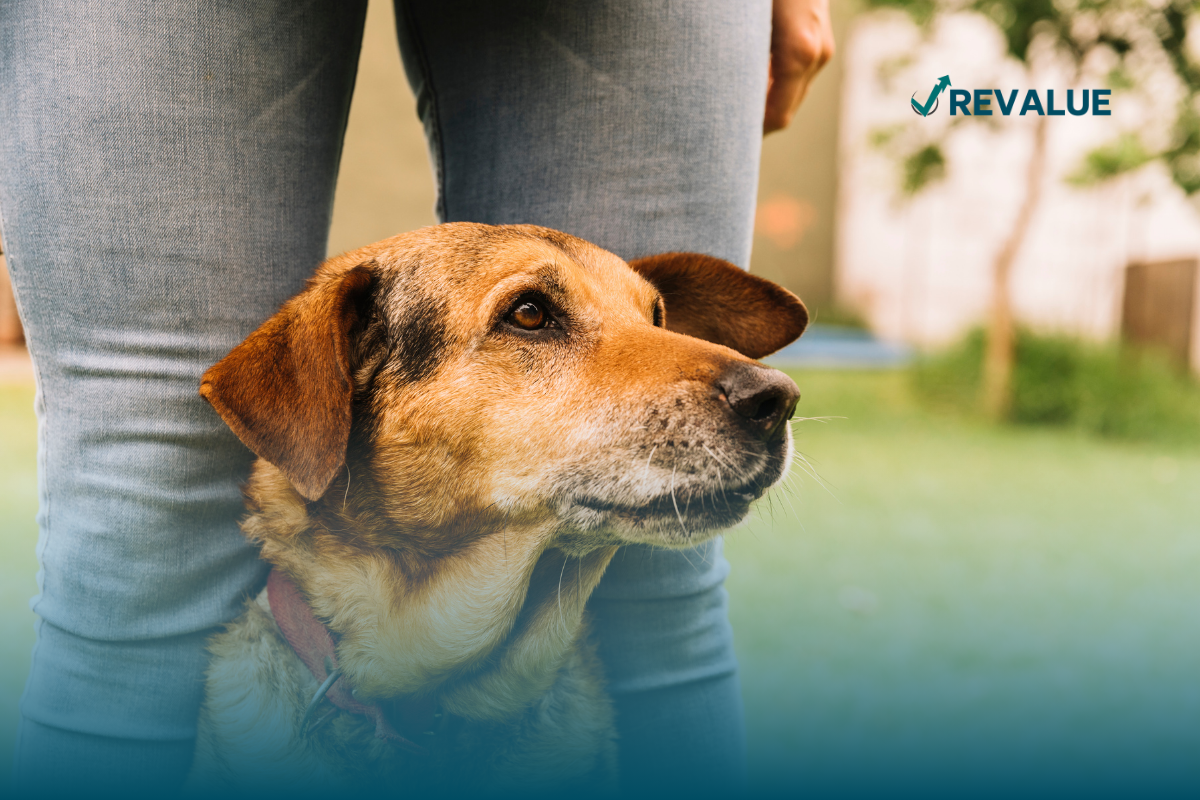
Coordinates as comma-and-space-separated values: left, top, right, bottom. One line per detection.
0, 1, 367, 794
589, 540, 749, 794
394, 0, 771, 793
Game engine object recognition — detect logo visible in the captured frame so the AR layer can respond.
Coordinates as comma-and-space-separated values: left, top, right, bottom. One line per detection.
911, 76, 1112, 117
912, 75, 951, 117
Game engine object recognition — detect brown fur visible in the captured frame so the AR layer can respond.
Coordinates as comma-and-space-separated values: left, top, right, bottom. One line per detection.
190, 223, 806, 794
630, 251, 809, 358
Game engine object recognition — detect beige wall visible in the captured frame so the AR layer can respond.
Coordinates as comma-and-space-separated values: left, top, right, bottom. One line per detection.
330, 0, 847, 311
0, 252, 21, 346
751, 0, 850, 313
328, 1, 437, 256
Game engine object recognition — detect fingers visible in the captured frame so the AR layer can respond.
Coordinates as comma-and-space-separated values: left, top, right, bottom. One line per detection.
764, 0, 836, 134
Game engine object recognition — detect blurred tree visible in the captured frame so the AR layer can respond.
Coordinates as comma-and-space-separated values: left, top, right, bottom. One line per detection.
867, 0, 1200, 419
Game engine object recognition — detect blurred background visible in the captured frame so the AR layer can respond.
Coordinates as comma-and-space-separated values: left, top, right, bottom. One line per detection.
2, 0, 1199, 795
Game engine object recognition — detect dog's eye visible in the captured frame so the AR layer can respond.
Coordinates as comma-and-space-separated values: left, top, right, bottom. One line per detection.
508, 300, 547, 330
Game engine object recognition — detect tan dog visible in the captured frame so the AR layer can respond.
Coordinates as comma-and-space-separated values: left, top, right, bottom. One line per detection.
190, 223, 807, 794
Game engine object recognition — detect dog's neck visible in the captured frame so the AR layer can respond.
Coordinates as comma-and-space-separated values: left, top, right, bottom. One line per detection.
243, 463, 616, 722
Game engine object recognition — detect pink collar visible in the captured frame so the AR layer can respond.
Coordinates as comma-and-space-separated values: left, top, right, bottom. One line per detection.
266, 567, 438, 756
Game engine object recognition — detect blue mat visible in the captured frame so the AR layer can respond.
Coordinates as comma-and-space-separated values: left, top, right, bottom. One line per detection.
764, 324, 913, 369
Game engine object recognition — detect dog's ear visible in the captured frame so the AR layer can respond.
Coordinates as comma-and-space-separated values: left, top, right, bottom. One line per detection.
629, 252, 808, 359
200, 264, 374, 501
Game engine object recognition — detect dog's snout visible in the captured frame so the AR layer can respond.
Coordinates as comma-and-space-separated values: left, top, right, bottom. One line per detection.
717, 363, 800, 441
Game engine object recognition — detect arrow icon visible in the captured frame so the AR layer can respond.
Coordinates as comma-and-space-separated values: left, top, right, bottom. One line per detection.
911, 75, 951, 116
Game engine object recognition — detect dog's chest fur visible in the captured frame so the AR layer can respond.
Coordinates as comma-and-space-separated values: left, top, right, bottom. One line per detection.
191, 593, 617, 794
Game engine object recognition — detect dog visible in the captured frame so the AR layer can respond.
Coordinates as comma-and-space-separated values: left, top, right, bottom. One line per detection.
189, 223, 807, 795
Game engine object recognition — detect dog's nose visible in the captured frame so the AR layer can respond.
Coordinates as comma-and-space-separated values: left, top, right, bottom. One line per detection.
717, 362, 800, 442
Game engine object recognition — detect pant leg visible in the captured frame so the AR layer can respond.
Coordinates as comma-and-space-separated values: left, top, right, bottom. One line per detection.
589, 540, 749, 795
0, 0, 367, 794
393, 1, 771, 792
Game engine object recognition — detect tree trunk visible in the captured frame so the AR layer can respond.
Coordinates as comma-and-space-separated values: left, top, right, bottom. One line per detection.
982, 116, 1048, 420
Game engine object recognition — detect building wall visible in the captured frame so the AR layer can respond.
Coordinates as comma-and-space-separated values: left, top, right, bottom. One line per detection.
750, 0, 852, 314
328, 0, 437, 256
0, 250, 20, 346
836, 12, 1200, 372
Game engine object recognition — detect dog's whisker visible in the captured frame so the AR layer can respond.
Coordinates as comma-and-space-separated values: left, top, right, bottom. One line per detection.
677, 545, 699, 574
791, 450, 839, 502
643, 444, 658, 482
787, 455, 821, 486
776, 478, 801, 523
773, 473, 810, 533
701, 445, 731, 508
669, 464, 692, 543
772, 474, 811, 532
556, 555, 569, 640
701, 444, 737, 471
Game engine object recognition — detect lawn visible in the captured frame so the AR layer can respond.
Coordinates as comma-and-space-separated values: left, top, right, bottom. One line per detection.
2, 371, 1199, 796
0, 383, 38, 783
729, 369, 1200, 796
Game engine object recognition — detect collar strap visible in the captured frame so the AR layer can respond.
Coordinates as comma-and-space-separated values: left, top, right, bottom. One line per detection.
266, 568, 436, 756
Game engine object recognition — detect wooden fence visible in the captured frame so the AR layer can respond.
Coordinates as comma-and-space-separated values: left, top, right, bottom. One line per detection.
1121, 259, 1196, 370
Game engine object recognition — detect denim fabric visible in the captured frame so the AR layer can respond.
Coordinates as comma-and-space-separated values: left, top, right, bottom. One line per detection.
0, 0, 770, 794
396, 0, 769, 265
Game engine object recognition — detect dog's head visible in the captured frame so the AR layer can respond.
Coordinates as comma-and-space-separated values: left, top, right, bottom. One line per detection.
201, 223, 806, 552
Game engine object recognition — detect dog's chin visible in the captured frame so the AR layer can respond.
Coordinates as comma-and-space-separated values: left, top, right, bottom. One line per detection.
567, 494, 754, 548
554, 455, 789, 550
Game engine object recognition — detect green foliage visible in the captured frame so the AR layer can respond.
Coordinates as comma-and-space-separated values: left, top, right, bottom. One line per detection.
869, 121, 951, 197
903, 143, 947, 193
1067, 133, 1153, 186
914, 329, 1200, 441
912, 328, 988, 410
971, 0, 1058, 62
866, 0, 941, 26
1106, 66, 1137, 91
868, 123, 905, 150
863, 0, 1073, 64
1166, 104, 1200, 193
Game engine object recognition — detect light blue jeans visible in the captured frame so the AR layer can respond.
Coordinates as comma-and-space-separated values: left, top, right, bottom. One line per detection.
0, 0, 770, 795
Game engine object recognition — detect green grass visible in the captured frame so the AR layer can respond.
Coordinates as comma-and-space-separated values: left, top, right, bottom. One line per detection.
0, 384, 39, 785
729, 370, 1200, 795
3, 372, 1199, 795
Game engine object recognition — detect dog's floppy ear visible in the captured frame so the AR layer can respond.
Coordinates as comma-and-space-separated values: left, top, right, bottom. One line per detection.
200, 264, 374, 501
629, 252, 808, 359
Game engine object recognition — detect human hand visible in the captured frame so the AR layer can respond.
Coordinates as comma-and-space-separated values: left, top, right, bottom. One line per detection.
764, 0, 836, 134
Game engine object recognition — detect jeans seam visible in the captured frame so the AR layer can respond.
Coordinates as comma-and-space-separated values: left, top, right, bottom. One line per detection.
396, 0, 448, 222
